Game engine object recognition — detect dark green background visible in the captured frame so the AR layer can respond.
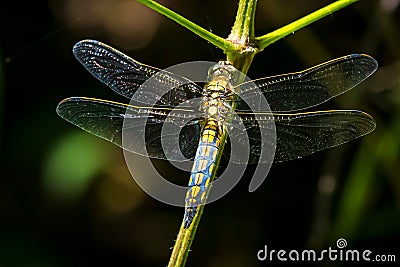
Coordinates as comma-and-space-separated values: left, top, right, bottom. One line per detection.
1, 0, 400, 266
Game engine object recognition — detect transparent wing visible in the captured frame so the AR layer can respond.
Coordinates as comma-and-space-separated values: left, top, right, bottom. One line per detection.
56, 97, 201, 161
231, 110, 376, 163
73, 39, 202, 106
235, 54, 378, 112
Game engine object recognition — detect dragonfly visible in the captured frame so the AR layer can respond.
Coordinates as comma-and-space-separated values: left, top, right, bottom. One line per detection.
57, 39, 377, 228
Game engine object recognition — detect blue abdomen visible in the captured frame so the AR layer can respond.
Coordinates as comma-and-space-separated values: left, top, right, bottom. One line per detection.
183, 119, 223, 228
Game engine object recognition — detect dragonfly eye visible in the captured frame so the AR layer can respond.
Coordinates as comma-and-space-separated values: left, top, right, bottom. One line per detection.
207, 61, 237, 82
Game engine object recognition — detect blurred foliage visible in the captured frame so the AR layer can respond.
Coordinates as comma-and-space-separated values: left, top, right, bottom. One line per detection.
1, 0, 400, 266
43, 131, 112, 201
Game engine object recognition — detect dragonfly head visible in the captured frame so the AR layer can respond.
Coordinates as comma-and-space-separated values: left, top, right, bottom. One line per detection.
207, 61, 238, 83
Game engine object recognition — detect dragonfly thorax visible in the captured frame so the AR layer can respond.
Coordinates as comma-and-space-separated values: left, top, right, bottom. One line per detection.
201, 63, 238, 121
201, 96, 231, 121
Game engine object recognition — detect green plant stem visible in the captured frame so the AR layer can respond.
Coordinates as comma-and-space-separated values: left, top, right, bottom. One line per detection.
228, 0, 256, 44
226, 0, 258, 73
136, 0, 235, 52
168, 133, 228, 267
256, 0, 359, 51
